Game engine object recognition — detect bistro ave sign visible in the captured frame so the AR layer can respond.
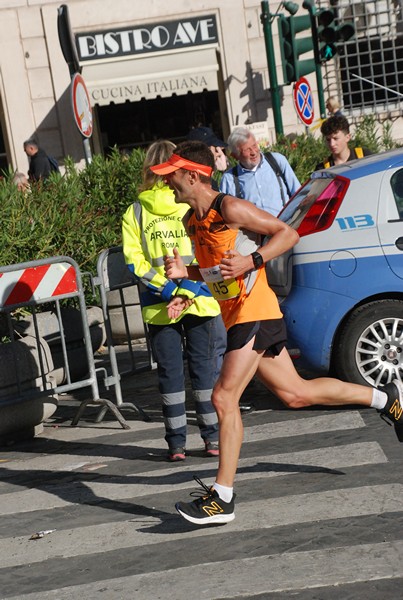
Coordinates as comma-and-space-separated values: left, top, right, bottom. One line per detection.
76, 15, 218, 61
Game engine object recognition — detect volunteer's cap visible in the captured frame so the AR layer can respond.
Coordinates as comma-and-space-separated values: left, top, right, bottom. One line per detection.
150, 153, 213, 177
186, 126, 227, 148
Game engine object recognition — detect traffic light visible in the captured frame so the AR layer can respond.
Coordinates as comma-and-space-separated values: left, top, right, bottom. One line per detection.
315, 8, 355, 63
278, 14, 316, 84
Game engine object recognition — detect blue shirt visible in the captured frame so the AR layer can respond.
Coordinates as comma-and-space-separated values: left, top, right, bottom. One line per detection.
219, 152, 300, 216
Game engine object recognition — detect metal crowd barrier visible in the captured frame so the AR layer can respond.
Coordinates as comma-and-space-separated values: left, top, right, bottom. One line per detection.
0, 256, 130, 430
93, 246, 155, 422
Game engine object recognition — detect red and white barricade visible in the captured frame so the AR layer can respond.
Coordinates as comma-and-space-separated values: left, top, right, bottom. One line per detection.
0, 256, 130, 430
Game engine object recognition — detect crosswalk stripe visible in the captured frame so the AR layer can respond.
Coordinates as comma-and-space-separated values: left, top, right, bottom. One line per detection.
137, 411, 367, 448
1, 483, 401, 569
0, 442, 387, 515
10, 539, 403, 600
3, 412, 366, 473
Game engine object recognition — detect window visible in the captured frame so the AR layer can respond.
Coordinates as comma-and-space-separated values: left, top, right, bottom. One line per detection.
390, 168, 403, 218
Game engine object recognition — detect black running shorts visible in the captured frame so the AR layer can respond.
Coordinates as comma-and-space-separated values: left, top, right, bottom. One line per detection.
225, 318, 287, 357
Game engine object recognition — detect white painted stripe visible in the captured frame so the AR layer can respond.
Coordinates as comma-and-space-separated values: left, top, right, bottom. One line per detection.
3, 412, 366, 473
1, 483, 401, 569
0, 270, 24, 304
10, 539, 403, 599
31, 263, 72, 301
137, 411, 367, 448
0, 442, 387, 515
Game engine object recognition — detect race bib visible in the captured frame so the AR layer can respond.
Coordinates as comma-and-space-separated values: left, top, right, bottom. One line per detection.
199, 265, 240, 301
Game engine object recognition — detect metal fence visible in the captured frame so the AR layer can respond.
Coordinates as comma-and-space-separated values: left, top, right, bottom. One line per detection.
92, 246, 154, 423
0, 256, 130, 430
320, 0, 403, 117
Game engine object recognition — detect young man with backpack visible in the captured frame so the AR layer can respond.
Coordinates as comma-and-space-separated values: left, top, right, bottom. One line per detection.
219, 126, 300, 217
315, 115, 373, 170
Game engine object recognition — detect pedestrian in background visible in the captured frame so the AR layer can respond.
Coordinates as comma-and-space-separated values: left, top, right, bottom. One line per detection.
220, 126, 300, 217
326, 97, 343, 117
315, 115, 373, 170
23, 139, 58, 182
122, 139, 225, 462
12, 171, 30, 192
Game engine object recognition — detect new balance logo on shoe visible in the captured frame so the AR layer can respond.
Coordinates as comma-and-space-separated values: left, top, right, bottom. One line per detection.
379, 380, 403, 442
388, 399, 403, 421
202, 501, 224, 517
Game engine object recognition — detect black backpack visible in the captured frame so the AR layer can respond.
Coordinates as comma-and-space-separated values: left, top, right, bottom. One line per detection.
231, 152, 292, 207
47, 155, 60, 173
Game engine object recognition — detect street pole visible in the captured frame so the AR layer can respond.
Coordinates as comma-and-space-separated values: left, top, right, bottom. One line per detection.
315, 62, 326, 119
302, 0, 326, 119
261, 0, 284, 137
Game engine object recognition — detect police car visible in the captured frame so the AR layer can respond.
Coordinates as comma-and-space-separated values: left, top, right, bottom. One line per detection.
269, 148, 403, 387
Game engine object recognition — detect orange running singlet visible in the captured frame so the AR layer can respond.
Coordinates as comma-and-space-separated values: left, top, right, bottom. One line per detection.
187, 194, 282, 330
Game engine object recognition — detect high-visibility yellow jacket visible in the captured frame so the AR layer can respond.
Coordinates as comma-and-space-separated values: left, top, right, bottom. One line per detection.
122, 182, 220, 324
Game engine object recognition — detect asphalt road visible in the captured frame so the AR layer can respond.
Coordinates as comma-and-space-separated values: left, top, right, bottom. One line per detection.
0, 346, 402, 600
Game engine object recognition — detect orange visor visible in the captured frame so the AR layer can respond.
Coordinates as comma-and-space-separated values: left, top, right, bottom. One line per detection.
150, 154, 213, 177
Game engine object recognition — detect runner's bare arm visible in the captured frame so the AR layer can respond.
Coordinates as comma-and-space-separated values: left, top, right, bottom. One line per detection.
219, 195, 299, 279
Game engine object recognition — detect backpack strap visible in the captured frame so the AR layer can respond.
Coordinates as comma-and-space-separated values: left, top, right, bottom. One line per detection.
264, 152, 292, 204
354, 147, 364, 159
231, 166, 241, 198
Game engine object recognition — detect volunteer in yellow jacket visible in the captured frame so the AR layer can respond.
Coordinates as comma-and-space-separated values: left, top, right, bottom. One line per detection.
153, 140, 403, 526
122, 140, 226, 461
315, 115, 372, 170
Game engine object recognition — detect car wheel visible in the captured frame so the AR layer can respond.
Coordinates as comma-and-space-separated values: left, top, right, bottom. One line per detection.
333, 299, 403, 387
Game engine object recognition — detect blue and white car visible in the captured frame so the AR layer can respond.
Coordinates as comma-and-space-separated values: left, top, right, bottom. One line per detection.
269, 148, 403, 387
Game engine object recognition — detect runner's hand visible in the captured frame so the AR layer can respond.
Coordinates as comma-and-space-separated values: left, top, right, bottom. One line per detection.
220, 249, 253, 279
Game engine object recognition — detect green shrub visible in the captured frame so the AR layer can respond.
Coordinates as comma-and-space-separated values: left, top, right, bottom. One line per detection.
353, 114, 400, 153
0, 147, 146, 274
270, 132, 327, 185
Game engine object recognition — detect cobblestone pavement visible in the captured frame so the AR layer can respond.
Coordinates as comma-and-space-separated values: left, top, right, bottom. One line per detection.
0, 345, 402, 599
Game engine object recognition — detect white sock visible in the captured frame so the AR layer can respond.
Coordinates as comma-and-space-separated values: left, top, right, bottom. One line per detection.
371, 389, 388, 410
213, 482, 233, 503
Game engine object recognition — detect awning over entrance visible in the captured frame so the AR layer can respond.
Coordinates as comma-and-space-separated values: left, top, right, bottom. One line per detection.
81, 46, 219, 106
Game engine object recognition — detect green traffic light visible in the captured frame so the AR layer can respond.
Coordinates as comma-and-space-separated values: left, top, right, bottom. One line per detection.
314, 7, 355, 64
278, 13, 316, 84
321, 43, 337, 61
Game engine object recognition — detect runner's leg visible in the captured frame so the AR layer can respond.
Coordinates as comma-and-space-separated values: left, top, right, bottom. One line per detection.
256, 348, 373, 408
212, 337, 263, 488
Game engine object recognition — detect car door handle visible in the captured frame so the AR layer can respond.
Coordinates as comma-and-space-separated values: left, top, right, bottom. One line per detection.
396, 237, 403, 251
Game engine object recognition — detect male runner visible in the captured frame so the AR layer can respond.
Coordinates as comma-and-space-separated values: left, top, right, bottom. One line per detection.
150, 140, 403, 526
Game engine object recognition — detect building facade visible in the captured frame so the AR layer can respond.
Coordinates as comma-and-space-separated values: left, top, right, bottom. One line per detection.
1, 0, 402, 175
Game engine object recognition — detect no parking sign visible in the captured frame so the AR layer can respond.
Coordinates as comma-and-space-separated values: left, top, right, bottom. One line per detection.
71, 73, 93, 138
293, 77, 314, 126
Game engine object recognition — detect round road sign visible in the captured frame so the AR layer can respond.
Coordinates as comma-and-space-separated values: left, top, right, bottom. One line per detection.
71, 73, 93, 138
293, 77, 314, 126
